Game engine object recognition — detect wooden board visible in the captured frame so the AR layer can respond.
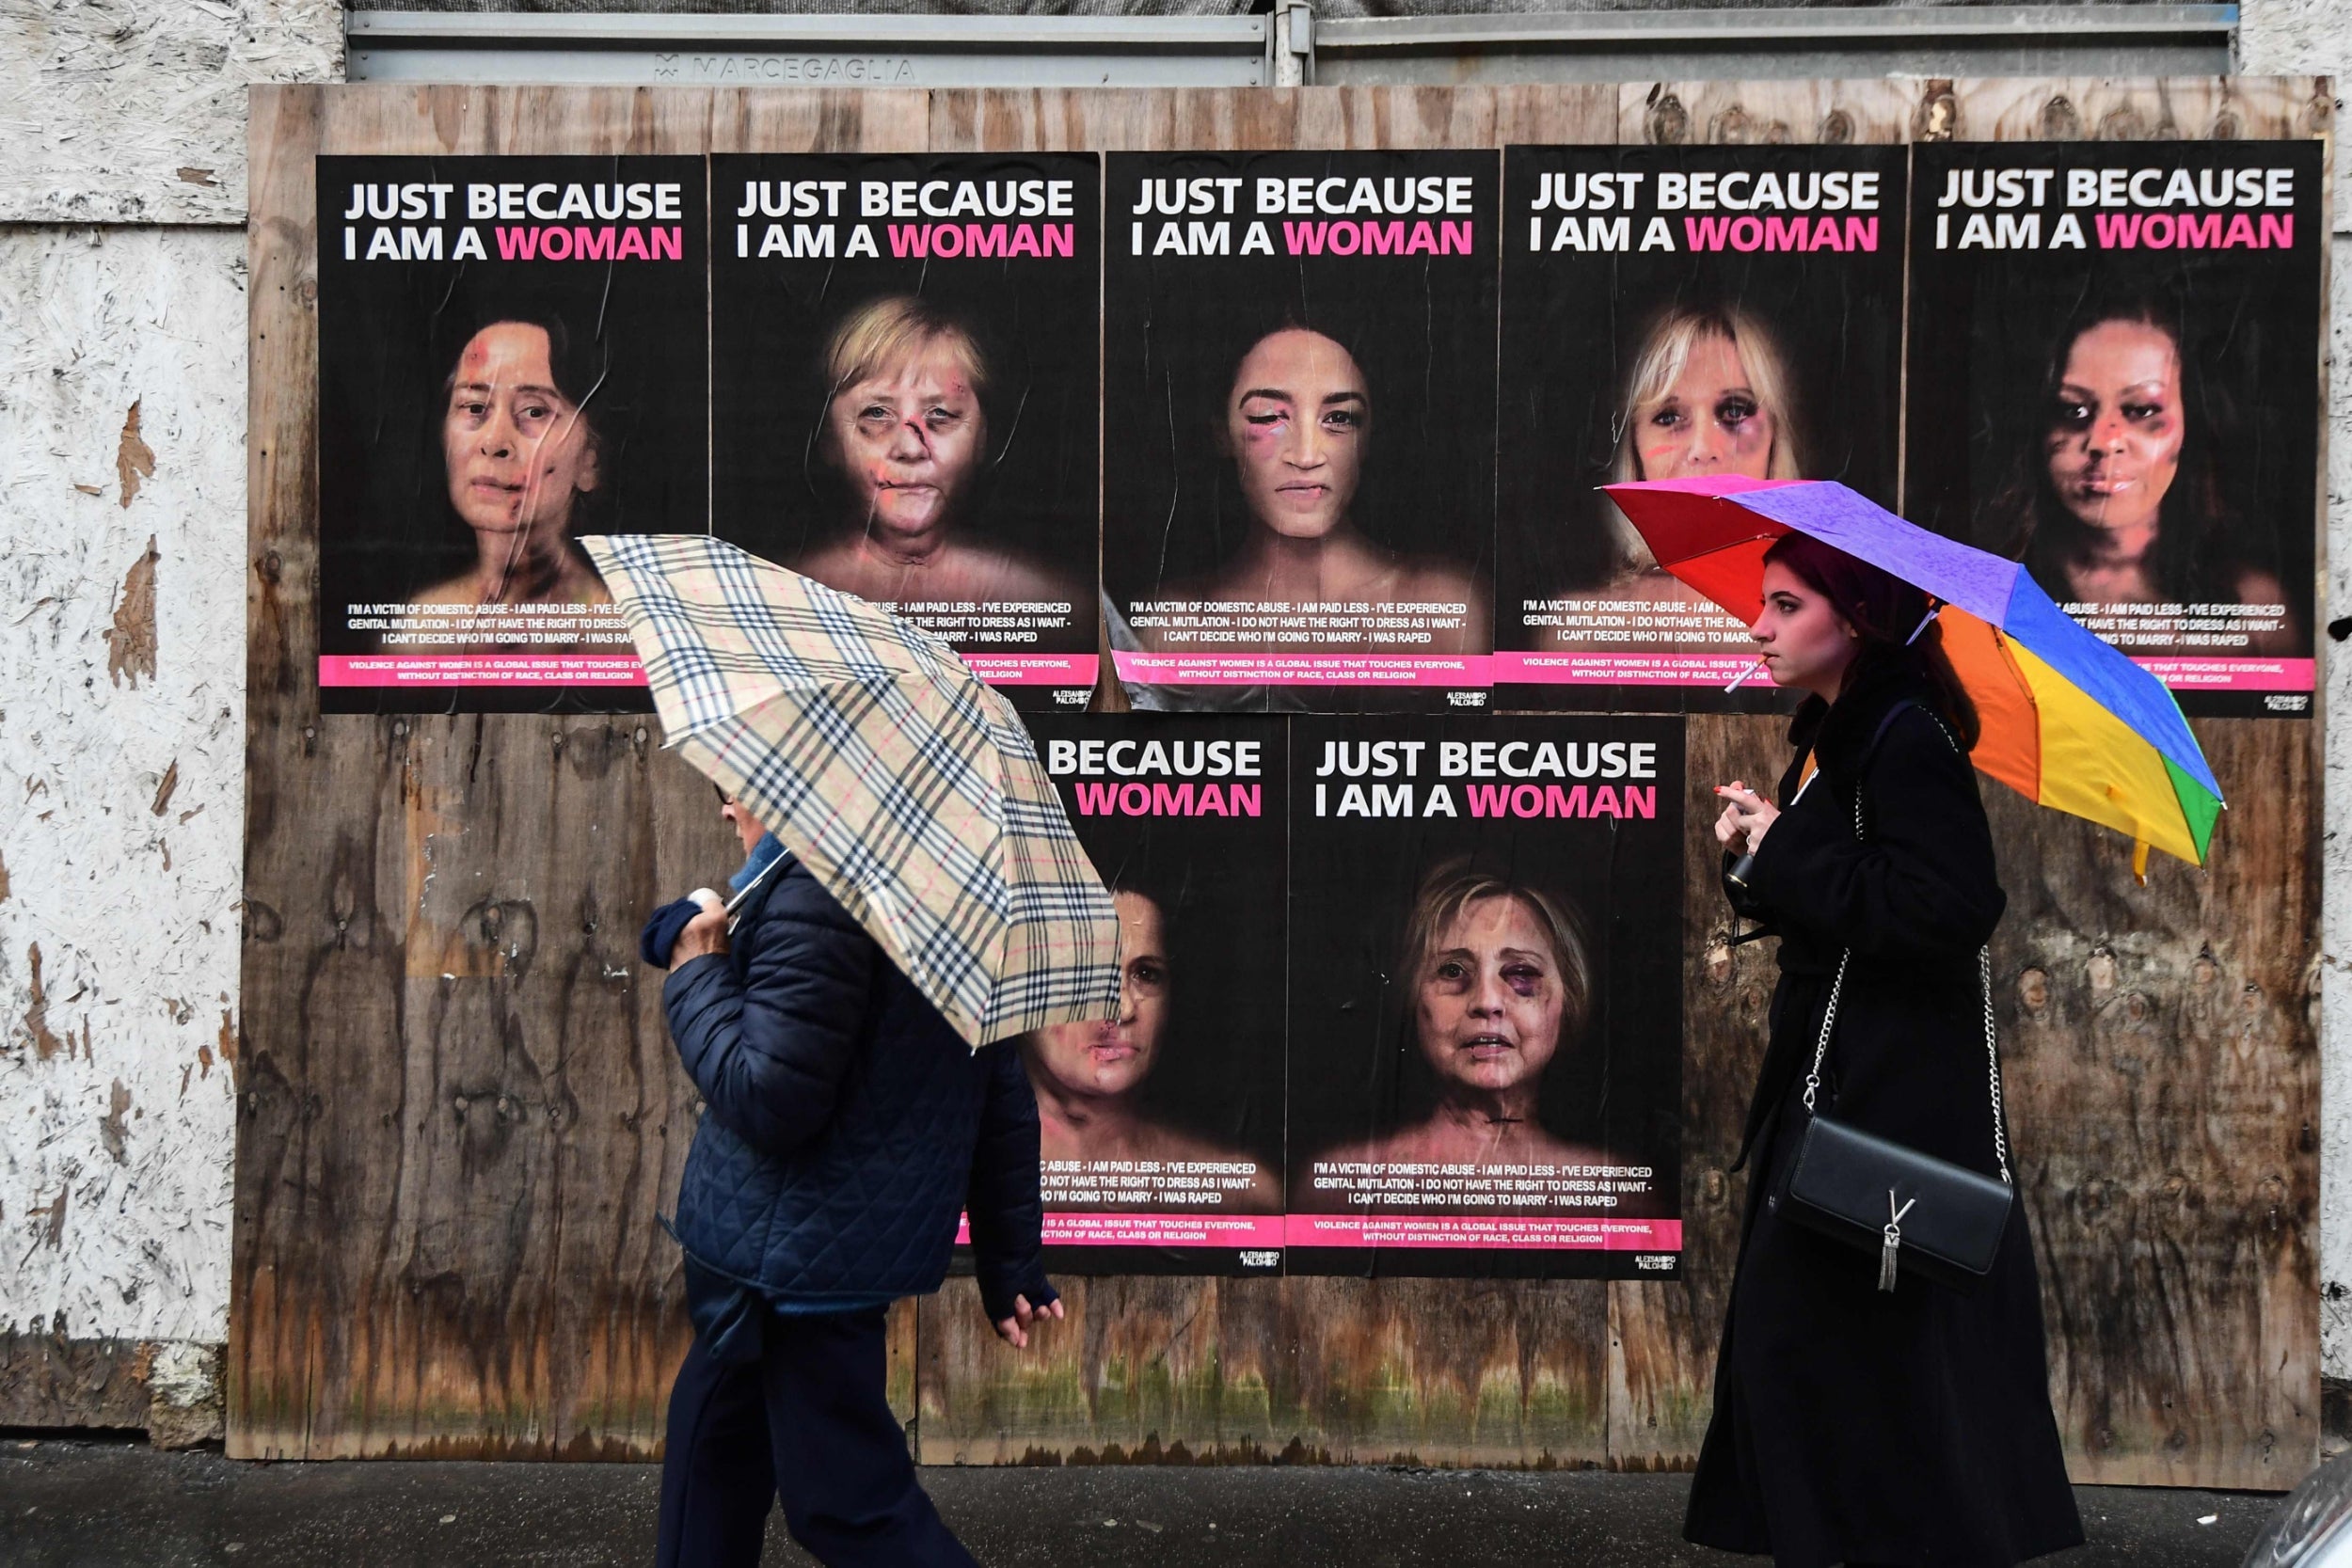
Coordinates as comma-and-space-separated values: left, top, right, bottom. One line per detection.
236, 83, 2322, 1487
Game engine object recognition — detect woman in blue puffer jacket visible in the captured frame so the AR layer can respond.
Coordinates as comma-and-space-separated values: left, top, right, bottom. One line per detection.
646, 788, 1063, 1568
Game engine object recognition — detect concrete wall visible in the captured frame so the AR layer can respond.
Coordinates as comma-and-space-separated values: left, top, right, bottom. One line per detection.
3, 0, 2348, 1443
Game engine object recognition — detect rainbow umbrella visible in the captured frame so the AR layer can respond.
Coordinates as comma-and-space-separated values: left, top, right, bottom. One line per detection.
1605, 475, 2222, 873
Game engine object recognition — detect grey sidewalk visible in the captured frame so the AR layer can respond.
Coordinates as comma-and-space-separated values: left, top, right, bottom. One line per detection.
0, 1437, 2287, 1567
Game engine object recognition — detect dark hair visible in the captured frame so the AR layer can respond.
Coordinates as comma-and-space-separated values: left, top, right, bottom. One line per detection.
435, 305, 615, 532
1761, 531, 1982, 751
1986, 289, 2251, 604
1208, 316, 1385, 558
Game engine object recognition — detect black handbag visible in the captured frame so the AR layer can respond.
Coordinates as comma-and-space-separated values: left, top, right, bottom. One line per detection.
1774, 721, 2017, 1295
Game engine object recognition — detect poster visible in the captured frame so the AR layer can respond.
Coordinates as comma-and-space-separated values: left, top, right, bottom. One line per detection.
1904, 141, 2324, 717
316, 155, 707, 712
1101, 150, 1499, 713
711, 154, 1101, 711
1494, 146, 1906, 712
1001, 716, 1290, 1274
1283, 717, 1684, 1278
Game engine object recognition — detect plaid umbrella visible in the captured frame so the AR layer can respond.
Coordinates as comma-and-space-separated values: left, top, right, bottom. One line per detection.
582, 532, 1122, 1047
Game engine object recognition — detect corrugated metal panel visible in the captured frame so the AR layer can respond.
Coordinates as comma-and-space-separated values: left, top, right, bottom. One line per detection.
345, 10, 1273, 86
1312, 6, 2236, 83
346, 6, 2235, 89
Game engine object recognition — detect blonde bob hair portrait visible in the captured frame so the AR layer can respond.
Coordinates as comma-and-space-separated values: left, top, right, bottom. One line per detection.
1605, 304, 1804, 565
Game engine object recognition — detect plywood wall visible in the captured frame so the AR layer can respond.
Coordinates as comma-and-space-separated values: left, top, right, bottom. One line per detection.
235, 81, 2326, 1489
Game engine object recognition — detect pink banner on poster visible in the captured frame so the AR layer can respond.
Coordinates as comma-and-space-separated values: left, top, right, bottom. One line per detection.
320, 654, 648, 688
1492, 651, 1762, 688
960, 653, 1100, 688
1112, 652, 1493, 689
2132, 656, 2313, 692
1283, 1214, 1683, 1252
955, 1213, 1286, 1248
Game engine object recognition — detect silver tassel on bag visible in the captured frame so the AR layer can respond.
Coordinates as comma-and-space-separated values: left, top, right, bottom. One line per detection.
1879, 1193, 1918, 1292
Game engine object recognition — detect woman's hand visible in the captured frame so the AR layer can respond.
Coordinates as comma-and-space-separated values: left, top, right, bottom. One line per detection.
993, 1292, 1065, 1350
668, 888, 729, 972
1713, 782, 1780, 855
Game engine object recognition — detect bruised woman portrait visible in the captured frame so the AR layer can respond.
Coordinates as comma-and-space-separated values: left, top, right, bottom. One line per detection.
1981, 290, 2295, 652
1540, 302, 1804, 639
1314, 860, 1644, 1203
406, 307, 616, 651
1019, 880, 1280, 1212
1125, 323, 1488, 655
790, 293, 1083, 610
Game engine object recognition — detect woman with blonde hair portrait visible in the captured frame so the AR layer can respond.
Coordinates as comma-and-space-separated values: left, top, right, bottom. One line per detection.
793, 293, 1083, 610
1560, 303, 1804, 617
1313, 859, 1633, 1190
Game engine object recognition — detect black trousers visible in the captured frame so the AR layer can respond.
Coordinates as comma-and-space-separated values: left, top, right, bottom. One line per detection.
655, 1306, 976, 1568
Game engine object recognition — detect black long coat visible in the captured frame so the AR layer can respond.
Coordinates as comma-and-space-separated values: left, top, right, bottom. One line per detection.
1683, 665, 2084, 1568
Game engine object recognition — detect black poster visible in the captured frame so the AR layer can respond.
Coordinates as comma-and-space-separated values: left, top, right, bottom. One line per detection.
1102, 150, 1499, 713
1495, 145, 1906, 714
1015, 716, 1289, 1275
1283, 717, 1684, 1279
315, 155, 707, 712
1905, 141, 2324, 718
711, 153, 1101, 712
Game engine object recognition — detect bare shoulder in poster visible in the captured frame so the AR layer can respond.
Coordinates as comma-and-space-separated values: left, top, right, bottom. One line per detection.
1126, 325, 1490, 660
790, 293, 1086, 613
1315, 860, 1640, 1194
1982, 290, 2296, 654
1537, 301, 1801, 641
408, 309, 615, 650
1021, 884, 1282, 1213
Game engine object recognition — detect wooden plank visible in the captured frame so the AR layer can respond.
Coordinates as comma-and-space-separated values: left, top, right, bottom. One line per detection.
917, 87, 1606, 1474
1, 1334, 155, 1433
235, 82, 2322, 1488
1606, 715, 1786, 1473
1618, 79, 1917, 146
1923, 75, 2330, 145
1991, 719, 2319, 1488
1597, 71, 1915, 1470
920, 1273, 1608, 1468
1490, 86, 1621, 148
230, 84, 917, 1462
1912, 79, 2323, 1487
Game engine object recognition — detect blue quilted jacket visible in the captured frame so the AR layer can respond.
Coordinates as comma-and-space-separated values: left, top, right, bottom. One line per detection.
661, 849, 1054, 1321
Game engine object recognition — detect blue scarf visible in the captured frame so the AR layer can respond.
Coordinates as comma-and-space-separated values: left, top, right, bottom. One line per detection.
731, 832, 787, 895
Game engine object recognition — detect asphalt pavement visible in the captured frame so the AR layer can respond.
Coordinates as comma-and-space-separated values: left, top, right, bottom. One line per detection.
0, 1436, 2293, 1567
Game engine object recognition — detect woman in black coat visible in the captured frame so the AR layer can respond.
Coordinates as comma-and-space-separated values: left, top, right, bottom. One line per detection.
1684, 533, 2083, 1568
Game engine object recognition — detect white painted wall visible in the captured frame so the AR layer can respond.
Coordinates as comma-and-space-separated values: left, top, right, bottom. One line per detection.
0, 0, 341, 224
0, 227, 251, 1344
0, 0, 338, 1370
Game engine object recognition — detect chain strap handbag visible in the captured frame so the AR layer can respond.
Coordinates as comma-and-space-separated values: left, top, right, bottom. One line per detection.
1774, 713, 2017, 1294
